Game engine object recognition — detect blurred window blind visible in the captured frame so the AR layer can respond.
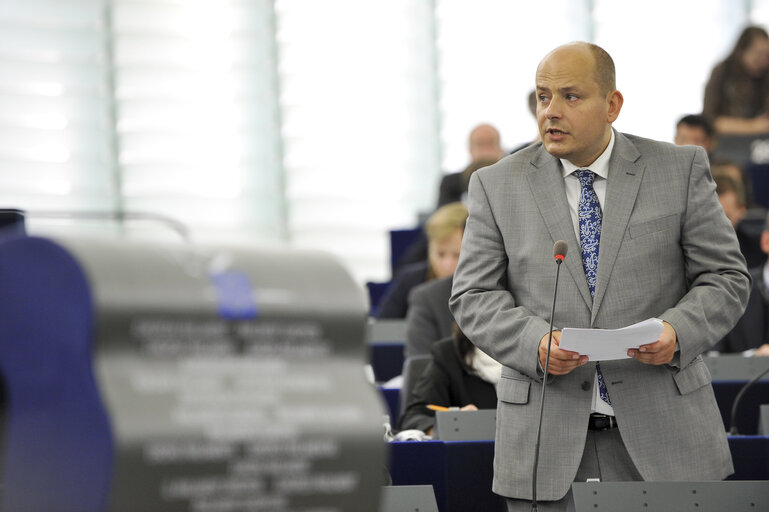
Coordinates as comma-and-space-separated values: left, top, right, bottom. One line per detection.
593, 0, 741, 142
274, 0, 442, 282
435, 0, 590, 172
0, 0, 117, 215
111, 0, 286, 243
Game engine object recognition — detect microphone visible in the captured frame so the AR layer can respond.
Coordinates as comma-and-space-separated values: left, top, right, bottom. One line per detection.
532, 240, 568, 511
553, 240, 568, 263
729, 364, 769, 435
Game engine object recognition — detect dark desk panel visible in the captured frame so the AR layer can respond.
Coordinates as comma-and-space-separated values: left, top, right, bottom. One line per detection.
712, 380, 769, 435
727, 436, 769, 481
389, 440, 504, 512
389, 438, 769, 512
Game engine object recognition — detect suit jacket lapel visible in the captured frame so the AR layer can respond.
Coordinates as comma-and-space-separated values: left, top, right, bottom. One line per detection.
591, 132, 644, 323
527, 146, 593, 310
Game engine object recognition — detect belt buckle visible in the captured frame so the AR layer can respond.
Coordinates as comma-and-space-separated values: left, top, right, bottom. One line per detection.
590, 413, 615, 431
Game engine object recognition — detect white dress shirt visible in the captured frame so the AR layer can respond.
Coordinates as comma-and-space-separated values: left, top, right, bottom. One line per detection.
560, 130, 616, 416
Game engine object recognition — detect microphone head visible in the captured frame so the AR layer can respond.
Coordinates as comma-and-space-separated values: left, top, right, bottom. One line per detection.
553, 240, 568, 263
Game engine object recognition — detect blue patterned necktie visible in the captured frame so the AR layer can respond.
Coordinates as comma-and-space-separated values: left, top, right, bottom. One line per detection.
575, 169, 611, 405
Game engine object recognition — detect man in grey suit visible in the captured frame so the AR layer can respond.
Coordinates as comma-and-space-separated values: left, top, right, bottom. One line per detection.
450, 42, 751, 511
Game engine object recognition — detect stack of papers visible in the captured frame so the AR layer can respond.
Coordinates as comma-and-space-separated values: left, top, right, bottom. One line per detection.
559, 318, 664, 361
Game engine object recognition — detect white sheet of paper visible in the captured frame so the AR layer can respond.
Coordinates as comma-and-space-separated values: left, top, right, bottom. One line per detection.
559, 318, 665, 361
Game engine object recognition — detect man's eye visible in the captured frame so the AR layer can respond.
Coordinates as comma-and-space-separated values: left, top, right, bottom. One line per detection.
566, 94, 578, 101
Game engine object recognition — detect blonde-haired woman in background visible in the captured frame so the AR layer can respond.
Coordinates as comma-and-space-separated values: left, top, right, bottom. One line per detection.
376, 202, 467, 318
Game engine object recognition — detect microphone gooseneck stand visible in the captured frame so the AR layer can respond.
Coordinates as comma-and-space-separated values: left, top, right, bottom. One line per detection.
531, 249, 565, 511
729, 364, 769, 435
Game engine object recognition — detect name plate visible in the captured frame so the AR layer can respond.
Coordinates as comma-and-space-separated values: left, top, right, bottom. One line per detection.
759, 405, 769, 435
570, 481, 769, 512
703, 354, 769, 380
379, 485, 438, 512
434, 409, 496, 441
367, 318, 407, 344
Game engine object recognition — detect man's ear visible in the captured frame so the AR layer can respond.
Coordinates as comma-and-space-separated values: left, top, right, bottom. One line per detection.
607, 90, 623, 123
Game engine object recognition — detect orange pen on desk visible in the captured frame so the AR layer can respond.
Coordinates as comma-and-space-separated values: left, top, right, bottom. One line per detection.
427, 404, 459, 411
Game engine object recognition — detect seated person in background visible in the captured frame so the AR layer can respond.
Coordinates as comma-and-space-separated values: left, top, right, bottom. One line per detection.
437, 123, 504, 207
405, 275, 454, 359
376, 202, 467, 318
716, 210, 769, 356
397, 125, 502, 274
714, 173, 764, 268
398, 326, 499, 435
674, 114, 716, 157
703, 26, 769, 135
712, 157, 756, 207
437, 157, 499, 208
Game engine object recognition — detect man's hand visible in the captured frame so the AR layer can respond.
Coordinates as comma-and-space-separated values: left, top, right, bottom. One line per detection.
754, 344, 769, 357
539, 330, 588, 375
627, 320, 677, 365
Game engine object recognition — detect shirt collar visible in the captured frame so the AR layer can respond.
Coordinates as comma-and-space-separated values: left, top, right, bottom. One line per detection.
560, 129, 615, 180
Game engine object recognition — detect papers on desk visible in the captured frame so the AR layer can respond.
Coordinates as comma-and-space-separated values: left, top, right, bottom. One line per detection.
559, 318, 664, 361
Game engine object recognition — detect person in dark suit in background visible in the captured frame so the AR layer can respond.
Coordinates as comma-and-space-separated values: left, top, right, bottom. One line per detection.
399, 326, 499, 435
716, 210, 769, 356
399, 124, 502, 276
376, 203, 467, 318
437, 124, 504, 207
405, 275, 454, 358
437, 157, 499, 208
396, 126, 503, 276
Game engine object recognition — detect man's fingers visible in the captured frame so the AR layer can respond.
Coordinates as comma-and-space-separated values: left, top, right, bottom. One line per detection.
628, 346, 674, 365
545, 355, 588, 375
628, 350, 652, 363
549, 345, 582, 361
539, 330, 586, 375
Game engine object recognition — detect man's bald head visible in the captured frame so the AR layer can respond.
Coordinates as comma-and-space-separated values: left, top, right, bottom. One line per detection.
468, 123, 503, 163
539, 42, 616, 95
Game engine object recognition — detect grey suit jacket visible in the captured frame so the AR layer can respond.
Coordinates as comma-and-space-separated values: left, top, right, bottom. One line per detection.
405, 276, 455, 358
450, 130, 751, 500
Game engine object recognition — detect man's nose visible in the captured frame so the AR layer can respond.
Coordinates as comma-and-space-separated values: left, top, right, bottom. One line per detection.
545, 97, 562, 118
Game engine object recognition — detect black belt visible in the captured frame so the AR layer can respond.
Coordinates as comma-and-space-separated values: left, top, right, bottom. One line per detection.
588, 413, 618, 431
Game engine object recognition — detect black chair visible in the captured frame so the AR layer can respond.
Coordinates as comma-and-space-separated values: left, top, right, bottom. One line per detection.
0, 209, 26, 239
747, 163, 769, 209
389, 227, 423, 274
366, 280, 392, 316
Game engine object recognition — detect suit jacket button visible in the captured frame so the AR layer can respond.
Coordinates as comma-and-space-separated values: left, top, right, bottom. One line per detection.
581, 381, 591, 391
